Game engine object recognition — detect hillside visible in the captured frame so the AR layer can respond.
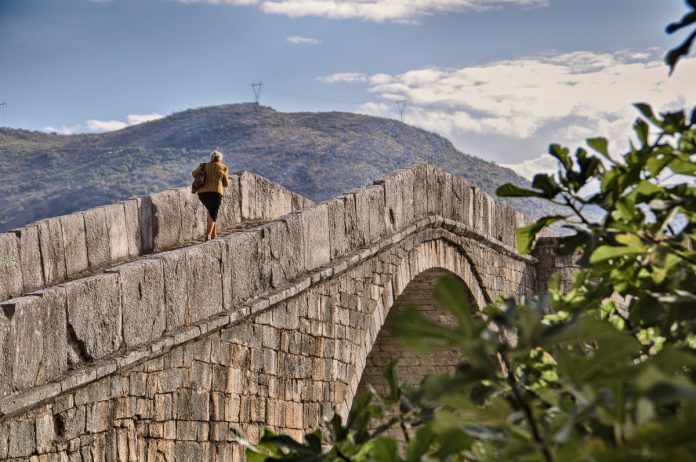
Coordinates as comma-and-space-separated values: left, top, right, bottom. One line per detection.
0, 103, 556, 232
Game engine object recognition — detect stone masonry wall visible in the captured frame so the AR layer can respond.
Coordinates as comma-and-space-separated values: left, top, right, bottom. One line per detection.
0, 164, 542, 460
0, 227, 536, 461
0, 171, 312, 303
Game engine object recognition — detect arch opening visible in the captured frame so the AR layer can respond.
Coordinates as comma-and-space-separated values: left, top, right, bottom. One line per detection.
350, 267, 479, 435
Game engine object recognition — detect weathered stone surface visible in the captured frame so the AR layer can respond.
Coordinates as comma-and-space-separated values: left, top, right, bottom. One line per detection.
0, 289, 67, 392
65, 273, 122, 362
412, 164, 428, 220
327, 197, 348, 259
218, 175, 242, 229
256, 175, 293, 221
0, 307, 12, 397
13, 225, 44, 294
83, 207, 111, 271
239, 171, 257, 221
352, 189, 370, 248
186, 242, 224, 323
60, 213, 89, 278
38, 218, 67, 286
223, 231, 261, 306
104, 203, 129, 262
151, 189, 182, 251
366, 184, 386, 243
123, 199, 142, 258
161, 249, 189, 331
302, 203, 330, 271
7, 417, 35, 458
115, 258, 165, 347
35, 407, 54, 453
137, 195, 154, 254
178, 189, 207, 243
0, 233, 22, 301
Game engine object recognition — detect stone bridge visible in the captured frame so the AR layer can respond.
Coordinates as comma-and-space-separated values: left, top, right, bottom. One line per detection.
0, 164, 570, 461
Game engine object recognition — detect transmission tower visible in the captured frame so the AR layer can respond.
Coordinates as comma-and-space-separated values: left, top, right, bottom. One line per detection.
395, 99, 407, 123
251, 82, 264, 105
0, 101, 6, 127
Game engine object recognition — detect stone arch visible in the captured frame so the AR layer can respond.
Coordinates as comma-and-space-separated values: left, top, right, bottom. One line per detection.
345, 238, 485, 416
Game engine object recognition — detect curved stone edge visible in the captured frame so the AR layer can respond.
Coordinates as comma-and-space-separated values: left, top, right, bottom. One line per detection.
0, 171, 313, 303
0, 214, 533, 423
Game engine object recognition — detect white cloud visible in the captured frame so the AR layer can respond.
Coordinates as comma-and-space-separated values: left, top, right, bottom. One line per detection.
167, 0, 547, 22
44, 113, 165, 134
86, 119, 128, 132
316, 72, 368, 83
126, 113, 165, 125
341, 50, 695, 172
287, 35, 321, 45
500, 153, 557, 180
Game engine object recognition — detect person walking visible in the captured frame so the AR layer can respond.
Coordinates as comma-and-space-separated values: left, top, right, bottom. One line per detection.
192, 150, 229, 241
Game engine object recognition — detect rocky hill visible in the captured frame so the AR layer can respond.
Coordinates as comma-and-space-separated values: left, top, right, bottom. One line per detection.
0, 103, 556, 232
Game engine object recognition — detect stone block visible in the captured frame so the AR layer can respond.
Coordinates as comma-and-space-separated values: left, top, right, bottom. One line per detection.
178, 188, 207, 243
65, 273, 122, 362
104, 203, 129, 262
301, 203, 330, 271
137, 195, 154, 254
60, 213, 89, 278
1, 288, 67, 392
35, 407, 54, 454
451, 176, 471, 225
176, 389, 210, 421
123, 199, 142, 258
426, 165, 448, 217
352, 189, 370, 248
327, 197, 348, 259
258, 214, 305, 290
7, 417, 35, 458
186, 242, 224, 323
114, 258, 165, 347
0, 232, 23, 301
151, 189, 182, 251
256, 175, 293, 221
366, 184, 386, 243
0, 307, 12, 397
223, 231, 261, 306
239, 171, 257, 221
343, 192, 361, 250
13, 225, 44, 293
412, 164, 428, 220
218, 174, 242, 229
83, 207, 111, 271
160, 249, 189, 331
38, 217, 67, 286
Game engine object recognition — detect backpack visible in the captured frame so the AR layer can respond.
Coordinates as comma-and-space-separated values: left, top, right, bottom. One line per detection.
191, 163, 206, 193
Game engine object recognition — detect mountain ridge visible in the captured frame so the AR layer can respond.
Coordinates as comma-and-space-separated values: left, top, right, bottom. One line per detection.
0, 103, 553, 232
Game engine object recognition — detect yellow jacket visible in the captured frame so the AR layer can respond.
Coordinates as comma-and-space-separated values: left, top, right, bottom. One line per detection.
192, 161, 230, 196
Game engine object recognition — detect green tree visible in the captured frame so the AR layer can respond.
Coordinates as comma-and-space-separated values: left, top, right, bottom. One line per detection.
232, 2, 696, 460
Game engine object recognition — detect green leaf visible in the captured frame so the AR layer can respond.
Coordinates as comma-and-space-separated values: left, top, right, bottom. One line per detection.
496, 183, 545, 198
587, 137, 610, 159
434, 276, 476, 337
635, 103, 660, 125
589, 243, 645, 264
516, 215, 565, 255
532, 174, 562, 198
549, 143, 572, 171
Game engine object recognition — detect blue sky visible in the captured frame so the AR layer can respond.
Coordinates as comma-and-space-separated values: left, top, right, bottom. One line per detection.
1, 0, 694, 174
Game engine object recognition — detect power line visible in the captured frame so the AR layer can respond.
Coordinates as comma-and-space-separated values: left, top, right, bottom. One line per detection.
395, 99, 407, 122
251, 82, 264, 104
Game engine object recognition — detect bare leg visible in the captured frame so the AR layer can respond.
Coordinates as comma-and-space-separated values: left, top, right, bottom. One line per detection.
211, 221, 218, 238
206, 213, 214, 239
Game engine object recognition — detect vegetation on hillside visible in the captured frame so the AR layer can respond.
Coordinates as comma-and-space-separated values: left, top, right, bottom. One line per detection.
231, 2, 696, 460
2, 104, 556, 232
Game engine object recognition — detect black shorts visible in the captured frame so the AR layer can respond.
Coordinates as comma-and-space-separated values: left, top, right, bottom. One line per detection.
198, 192, 222, 221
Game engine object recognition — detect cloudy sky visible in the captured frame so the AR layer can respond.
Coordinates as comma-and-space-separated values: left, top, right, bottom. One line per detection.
1, 0, 694, 177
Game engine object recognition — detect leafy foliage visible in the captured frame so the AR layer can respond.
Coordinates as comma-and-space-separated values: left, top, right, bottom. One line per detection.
231, 5, 696, 461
